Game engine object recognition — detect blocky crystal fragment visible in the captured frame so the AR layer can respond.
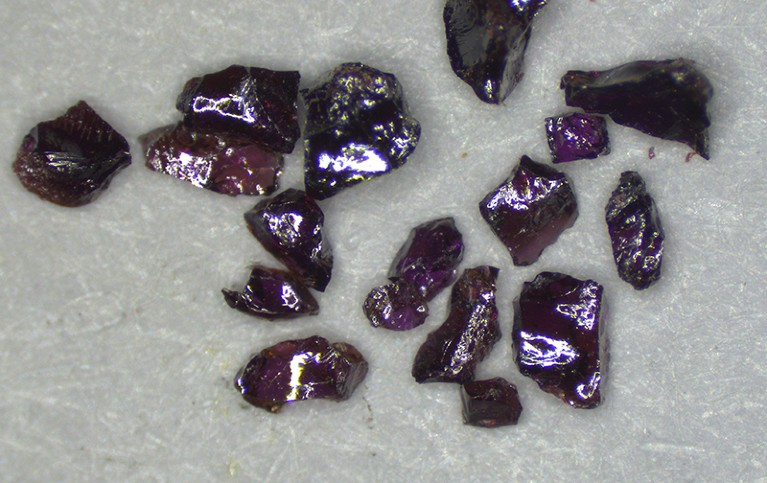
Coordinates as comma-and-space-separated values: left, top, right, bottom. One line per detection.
444, 0, 548, 104
545, 112, 610, 163
302, 63, 421, 199
12, 101, 131, 207
244, 189, 333, 291
479, 156, 578, 266
222, 265, 319, 320
363, 278, 429, 331
561, 58, 713, 159
235, 336, 368, 413
512, 272, 606, 409
413, 266, 501, 384
461, 377, 523, 427
605, 171, 664, 290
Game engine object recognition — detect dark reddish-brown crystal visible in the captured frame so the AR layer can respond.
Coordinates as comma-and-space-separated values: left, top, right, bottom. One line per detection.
561, 58, 713, 159
545, 112, 610, 163
244, 189, 333, 291
222, 265, 319, 320
302, 63, 421, 199
479, 156, 578, 266
444, 0, 548, 104
12, 101, 131, 207
461, 377, 523, 427
363, 278, 429, 331
605, 171, 664, 290
176, 65, 300, 153
142, 123, 283, 196
512, 272, 606, 409
235, 336, 368, 413
412, 266, 501, 384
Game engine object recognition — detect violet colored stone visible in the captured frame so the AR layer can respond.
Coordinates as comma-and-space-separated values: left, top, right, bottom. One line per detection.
142, 123, 283, 196
363, 278, 429, 331
388, 217, 464, 300
605, 171, 664, 290
176, 65, 300, 153
302, 63, 421, 199
512, 272, 607, 409
545, 112, 610, 163
479, 156, 578, 266
444, 0, 548, 104
12, 101, 131, 207
412, 266, 501, 384
460, 377, 523, 427
222, 265, 319, 320
561, 58, 714, 159
235, 335, 368, 413
244, 188, 333, 291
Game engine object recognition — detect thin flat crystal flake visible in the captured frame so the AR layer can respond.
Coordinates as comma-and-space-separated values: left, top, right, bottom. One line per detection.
605, 171, 664, 290
13, 101, 131, 207
545, 112, 610, 163
461, 377, 523, 427
222, 265, 319, 320
235, 336, 368, 413
363, 278, 429, 331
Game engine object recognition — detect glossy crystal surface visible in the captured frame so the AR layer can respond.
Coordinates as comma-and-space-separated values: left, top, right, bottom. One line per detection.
461, 377, 523, 427
413, 266, 501, 384
13, 101, 131, 207
479, 155, 578, 266
561, 58, 713, 159
606, 171, 664, 290
235, 336, 368, 413
302, 63, 421, 199
512, 272, 606, 409
222, 265, 319, 320
363, 278, 429, 331
545, 112, 610, 163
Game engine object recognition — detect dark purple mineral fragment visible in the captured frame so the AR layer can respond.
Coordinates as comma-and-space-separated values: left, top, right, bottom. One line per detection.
545, 112, 610, 163
244, 189, 333, 291
444, 0, 548, 104
561, 58, 713, 159
363, 278, 429, 331
479, 156, 578, 266
176, 65, 301, 153
222, 265, 319, 320
302, 63, 421, 199
513, 272, 606, 409
605, 171, 664, 290
13, 101, 131, 207
461, 377, 523, 427
413, 266, 501, 384
235, 335, 368, 413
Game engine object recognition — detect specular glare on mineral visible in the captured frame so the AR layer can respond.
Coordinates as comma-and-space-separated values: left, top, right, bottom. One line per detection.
13, 101, 131, 207
222, 265, 319, 320
561, 58, 714, 159
363, 278, 429, 331
244, 188, 333, 291
235, 335, 368, 413
176, 65, 301, 153
388, 217, 464, 300
142, 123, 283, 196
444, 0, 549, 104
605, 171, 664, 290
479, 156, 578, 266
302, 63, 421, 199
460, 377, 523, 427
545, 112, 610, 163
412, 266, 501, 384
512, 272, 606, 409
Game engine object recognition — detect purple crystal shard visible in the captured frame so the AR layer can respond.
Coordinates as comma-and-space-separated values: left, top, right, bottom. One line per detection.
12, 101, 131, 207
412, 266, 501, 384
545, 112, 610, 163
561, 58, 713, 159
460, 377, 523, 427
235, 335, 368, 413
513, 272, 606, 409
302, 63, 421, 199
479, 156, 578, 266
176, 65, 300, 153
388, 217, 464, 300
222, 265, 319, 320
363, 278, 429, 331
605, 171, 664, 290
244, 189, 333, 291
142, 123, 283, 196
444, 0, 548, 104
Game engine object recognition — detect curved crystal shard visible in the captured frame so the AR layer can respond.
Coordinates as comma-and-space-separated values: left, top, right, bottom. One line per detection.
223, 265, 319, 320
